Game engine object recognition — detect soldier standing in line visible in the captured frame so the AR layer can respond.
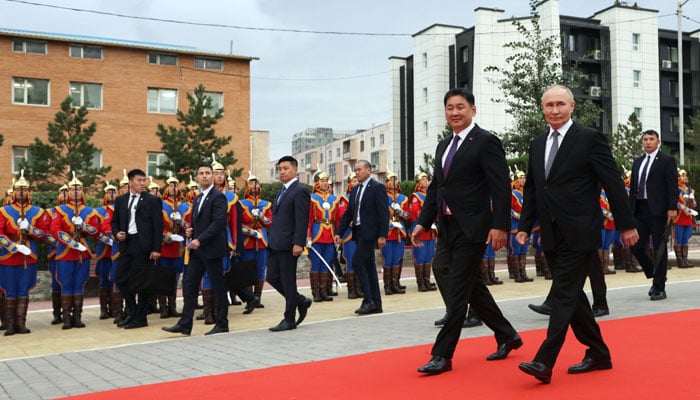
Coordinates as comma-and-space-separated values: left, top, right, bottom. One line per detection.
0, 171, 49, 335
674, 169, 697, 268
158, 174, 187, 318
409, 172, 438, 292
509, 168, 533, 282
106, 170, 130, 324
148, 177, 162, 198
45, 185, 68, 325
240, 171, 272, 310
94, 182, 117, 319
383, 170, 409, 295
307, 170, 340, 302
336, 173, 362, 299
599, 189, 617, 274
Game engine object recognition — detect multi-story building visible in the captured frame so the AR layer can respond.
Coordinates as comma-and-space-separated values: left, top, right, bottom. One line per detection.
1, 27, 256, 189
391, 0, 700, 173
291, 127, 360, 154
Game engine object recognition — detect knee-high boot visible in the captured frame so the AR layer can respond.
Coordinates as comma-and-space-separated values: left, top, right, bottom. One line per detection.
254, 279, 265, 308
507, 255, 518, 279
346, 272, 359, 299
601, 250, 615, 274
488, 258, 503, 284
383, 267, 393, 295
158, 295, 170, 318
310, 272, 322, 302
98, 287, 110, 320
0, 292, 6, 330
112, 290, 125, 323
3, 298, 17, 336
61, 295, 73, 330
415, 264, 427, 291
541, 254, 553, 280
515, 255, 533, 282
51, 291, 62, 325
612, 247, 624, 270
397, 263, 406, 290
391, 267, 405, 294
674, 244, 684, 268
200, 289, 215, 325
422, 264, 437, 291
167, 295, 181, 317
326, 272, 338, 297
623, 247, 642, 272
681, 245, 694, 268
72, 295, 85, 328
319, 272, 333, 301
481, 259, 494, 285
15, 297, 31, 334
534, 253, 545, 277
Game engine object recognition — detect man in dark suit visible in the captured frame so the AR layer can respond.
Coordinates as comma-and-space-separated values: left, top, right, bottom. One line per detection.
112, 168, 163, 329
411, 88, 521, 375
335, 160, 389, 315
629, 129, 678, 300
163, 163, 230, 336
266, 156, 312, 332
516, 85, 639, 384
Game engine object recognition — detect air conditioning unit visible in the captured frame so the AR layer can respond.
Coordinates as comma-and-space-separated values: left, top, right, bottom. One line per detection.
589, 86, 602, 97
593, 50, 602, 60
662, 60, 673, 68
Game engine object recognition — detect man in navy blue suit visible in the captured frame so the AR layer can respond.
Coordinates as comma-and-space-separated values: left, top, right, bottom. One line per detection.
335, 160, 389, 315
162, 163, 230, 336
266, 156, 312, 332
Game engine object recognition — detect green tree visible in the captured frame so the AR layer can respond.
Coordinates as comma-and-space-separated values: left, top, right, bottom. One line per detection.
156, 84, 241, 181
21, 97, 111, 193
418, 124, 453, 177
610, 112, 643, 169
682, 113, 700, 165
484, 0, 602, 156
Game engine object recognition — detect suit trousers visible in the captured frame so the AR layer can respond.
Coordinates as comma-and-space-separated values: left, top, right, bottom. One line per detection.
431, 218, 516, 359
179, 250, 229, 330
543, 255, 608, 310
535, 224, 610, 368
114, 236, 151, 323
630, 200, 668, 291
431, 238, 451, 312
267, 249, 305, 324
351, 227, 382, 309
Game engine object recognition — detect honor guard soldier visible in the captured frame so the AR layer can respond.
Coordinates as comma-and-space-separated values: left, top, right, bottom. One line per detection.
107, 170, 131, 323
240, 171, 272, 309
599, 189, 617, 274
674, 169, 697, 268
508, 167, 533, 282
409, 172, 438, 291
148, 176, 161, 198
94, 182, 117, 319
383, 168, 409, 294
51, 172, 108, 329
307, 170, 340, 302
45, 184, 68, 325
336, 173, 363, 299
0, 170, 49, 335
159, 174, 187, 317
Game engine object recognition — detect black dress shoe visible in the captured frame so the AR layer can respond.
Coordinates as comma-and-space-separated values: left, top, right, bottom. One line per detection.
519, 361, 552, 384
269, 319, 296, 332
463, 315, 483, 328
648, 285, 655, 296
417, 355, 452, 375
116, 315, 134, 328
243, 297, 260, 315
162, 324, 192, 336
567, 357, 612, 374
592, 308, 609, 318
434, 314, 448, 327
355, 303, 379, 315
486, 334, 523, 360
204, 325, 229, 335
650, 289, 667, 301
528, 303, 552, 315
123, 320, 148, 329
295, 296, 312, 326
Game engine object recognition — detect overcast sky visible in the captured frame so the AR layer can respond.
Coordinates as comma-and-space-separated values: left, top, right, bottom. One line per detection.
1, 0, 695, 160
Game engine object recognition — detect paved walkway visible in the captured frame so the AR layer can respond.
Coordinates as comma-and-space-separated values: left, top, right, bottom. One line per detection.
1, 262, 699, 399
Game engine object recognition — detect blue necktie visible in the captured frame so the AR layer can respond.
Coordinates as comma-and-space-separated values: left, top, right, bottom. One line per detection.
276, 186, 287, 205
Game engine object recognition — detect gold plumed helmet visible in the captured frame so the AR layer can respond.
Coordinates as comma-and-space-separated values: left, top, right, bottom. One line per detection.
188, 175, 198, 189
515, 164, 525, 178
103, 181, 117, 192
679, 169, 687, 176
211, 153, 225, 171
6, 178, 16, 196
348, 172, 356, 181
385, 165, 398, 181
148, 176, 160, 190
415, 172, 428, 182
119, 169, 129, 187
247, 170, 258, 182
166, 171, 179, 185
67, 171, 83, 187
59, 184, 68, 193
14, 169, 29, 189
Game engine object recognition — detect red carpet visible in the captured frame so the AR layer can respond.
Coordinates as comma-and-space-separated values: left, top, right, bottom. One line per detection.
63, 310, 700, 399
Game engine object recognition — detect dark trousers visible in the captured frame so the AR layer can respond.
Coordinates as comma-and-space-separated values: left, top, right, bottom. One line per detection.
543, 255, 608, 311
535, 224, 610, 368
432, 238, 451, 312
432, 218, 517, 359
267, 249, 305, 324
179, 251, 228, 330
352, 227, 382, 309
114, 236, 151, 324
631, 200, 668, 291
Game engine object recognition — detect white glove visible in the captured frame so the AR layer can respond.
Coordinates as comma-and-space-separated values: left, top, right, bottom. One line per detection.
170, 234, 185, 242
71, 216, 84, 226
170, 212, 182, 221
391, 222, 403, 229
430, 223, 437, 230
76, 243, 87, 252
15, 244, 31, 256
251, 208, 260, 217
18, 218, 29, 231
253, 231, 262, 239
690, 209, 699, 217
106, 238, 114, 247
391, 203, 401, 210
306, 240, 313, 248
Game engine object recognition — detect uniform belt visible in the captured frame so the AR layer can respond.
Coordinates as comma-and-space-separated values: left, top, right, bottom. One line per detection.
314, 218, 332, 224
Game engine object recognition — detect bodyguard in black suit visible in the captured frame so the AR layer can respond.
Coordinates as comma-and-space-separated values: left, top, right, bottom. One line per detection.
112, 169, 163, 329
163, 164, 230, 336
516, 85, 639, 384
411, 88, 521, 375
629, 130, 678, 300
266, 156, 312, 332
335, 160, 389, 315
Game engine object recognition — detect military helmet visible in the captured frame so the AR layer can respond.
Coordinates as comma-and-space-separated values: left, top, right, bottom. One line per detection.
103, 181, 117, 192
166, 171, 179, 185
67, 171, 83, 187
13, 169, 29, 189
148, 176, 160, 190
211, 153, 225, 171
119, 169, 129, 187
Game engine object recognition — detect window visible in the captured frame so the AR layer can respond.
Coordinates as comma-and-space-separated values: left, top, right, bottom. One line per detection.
13, 40, 46, 54
328, 164, 336, 179
380, 134, 384, 145
319, 153, 323, 163
12, 147, 31, 174
203, 92, 223, 116
568, 34, 577, 51
70, 82, 102, 109
423, 87, 428, 103
461, 46, 469, 63
632, 33, 640, 51
669, 80, 679, 98
195, 57, 223, 70
671, 116, 680, 133
422, 52, 428, 68
344, 165, 349, 175
91, 150, 103, 169
328, 150, 332, 160
423, 121, 428, 137
360, 140, 365, 152
634, 108, 642, 119
13, 77, 49, 105
370, 151, 380, 168
371, 137, 376, 148
668, 46, 678, 63
69, 44, 102, 59
148, 53, 178, 66
633, 70, 641, 88
336, 148, 340, 157
147, 152, 169, 177
148, 88, 177, 114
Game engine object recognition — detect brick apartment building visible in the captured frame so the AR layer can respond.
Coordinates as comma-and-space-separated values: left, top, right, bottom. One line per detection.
0, 27, 256, 190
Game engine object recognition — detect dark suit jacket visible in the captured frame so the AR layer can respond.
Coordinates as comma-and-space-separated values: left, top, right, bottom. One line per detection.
111, 191, 163, 254
416, 124, 510, 243
629, 150, 678, 216
268, 180, 310, 251
337, 178, 389, 241
191, 187, 229, 258
519, 123, 636, 251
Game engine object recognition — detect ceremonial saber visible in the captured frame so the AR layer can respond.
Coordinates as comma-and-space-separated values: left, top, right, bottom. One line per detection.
306, 244, 342, 287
